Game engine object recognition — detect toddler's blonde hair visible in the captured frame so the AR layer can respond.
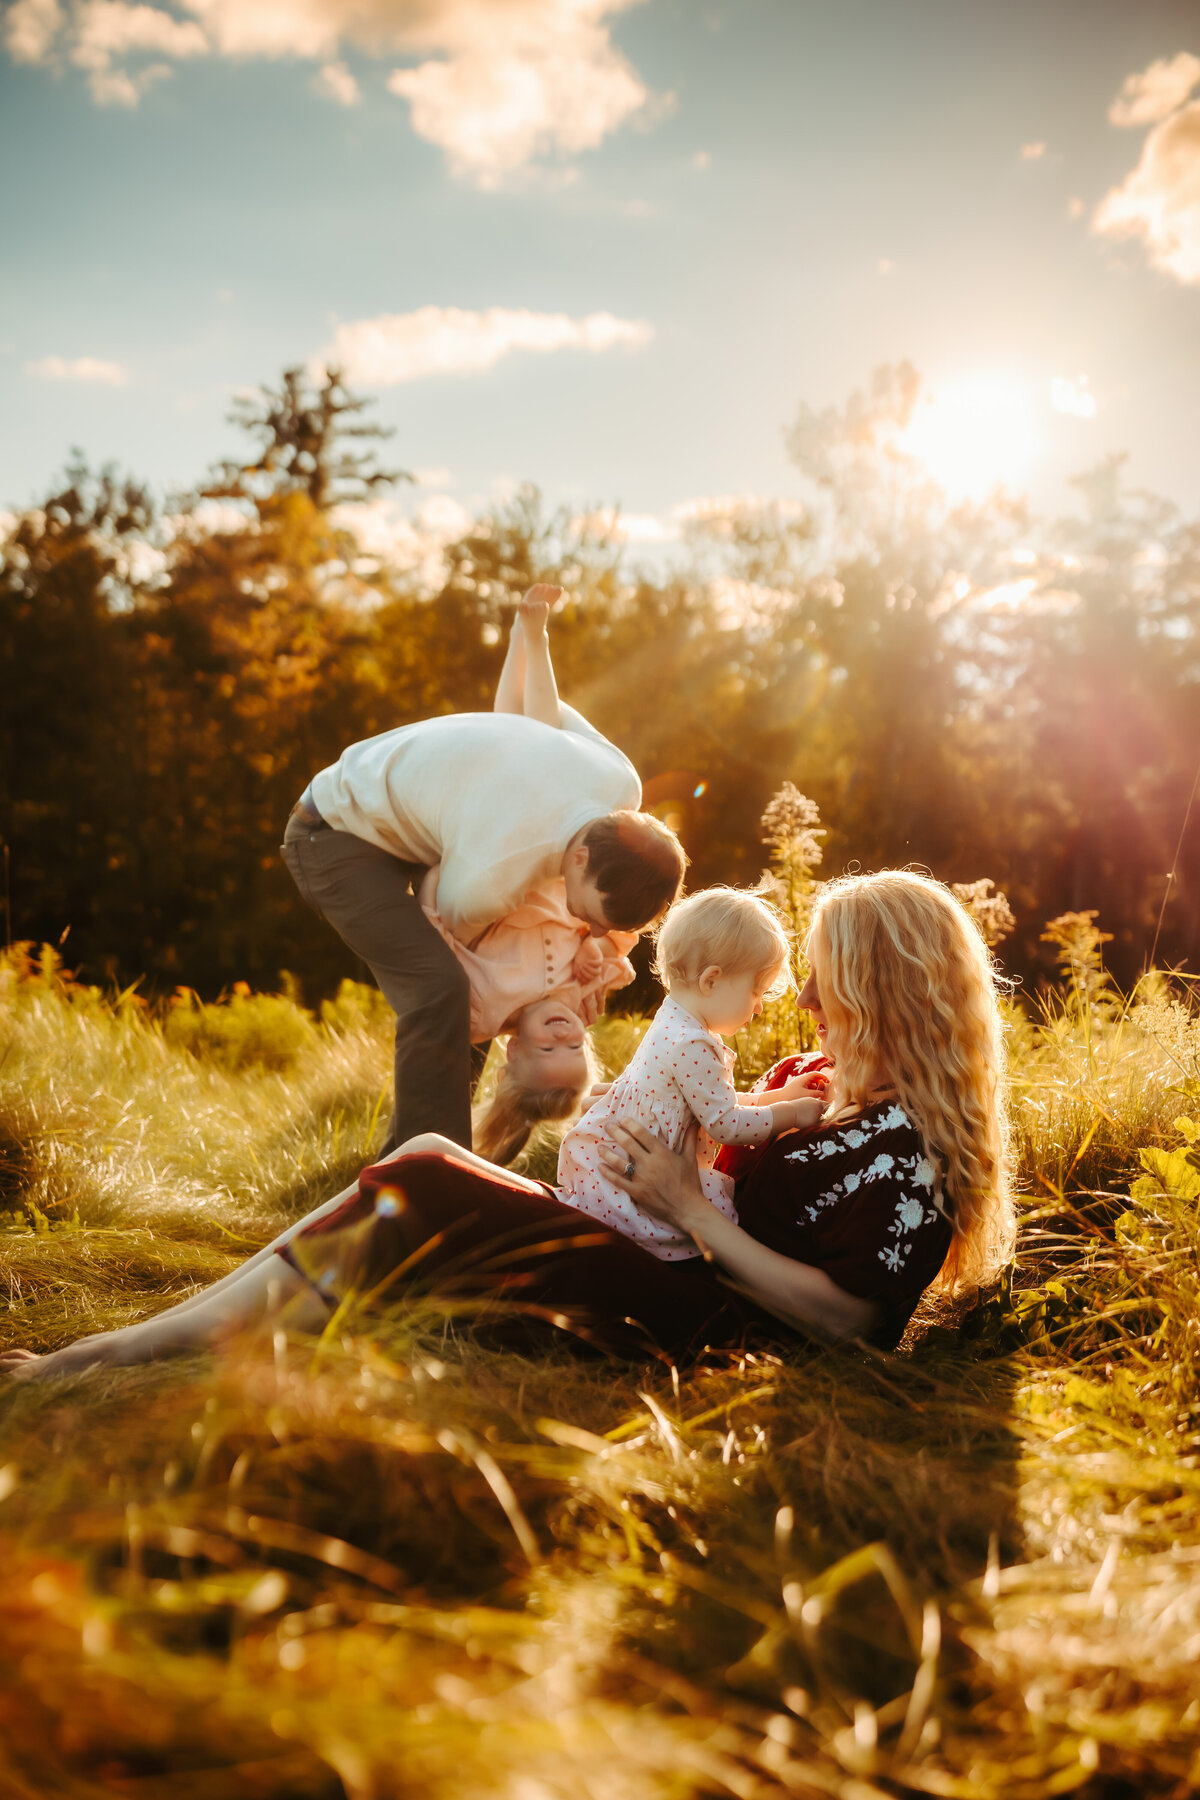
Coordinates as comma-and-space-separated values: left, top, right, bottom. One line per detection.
654, 885, 793, 996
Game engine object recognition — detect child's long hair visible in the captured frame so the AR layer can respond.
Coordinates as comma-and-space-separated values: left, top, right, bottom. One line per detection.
809, 870, 1014, 1293
473, 1037, 599, 1167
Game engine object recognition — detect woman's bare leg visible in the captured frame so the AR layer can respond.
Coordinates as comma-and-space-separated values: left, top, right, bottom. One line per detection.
2, 1254, 328, 1383
0, 1139, 503, 1382
125, 1167, 372, 1325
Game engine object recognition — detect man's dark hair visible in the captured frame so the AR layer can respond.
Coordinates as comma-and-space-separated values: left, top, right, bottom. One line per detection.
582, 811, 688, 932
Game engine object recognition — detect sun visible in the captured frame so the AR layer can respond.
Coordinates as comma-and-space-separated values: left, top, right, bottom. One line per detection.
900, 372, 1039, 501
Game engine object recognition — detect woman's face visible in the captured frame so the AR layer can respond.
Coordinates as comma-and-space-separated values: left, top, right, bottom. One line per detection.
797, 936, 837, 1058
508, 997, 589, 1093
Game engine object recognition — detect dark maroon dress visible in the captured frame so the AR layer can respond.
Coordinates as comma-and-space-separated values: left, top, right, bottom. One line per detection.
281, 1091, 951, 1357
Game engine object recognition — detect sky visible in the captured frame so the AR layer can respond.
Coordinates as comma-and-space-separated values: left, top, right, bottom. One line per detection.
2, 0, 1199, 560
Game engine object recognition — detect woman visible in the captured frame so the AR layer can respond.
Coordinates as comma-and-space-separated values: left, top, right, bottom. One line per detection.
1, 871, 1015, 1379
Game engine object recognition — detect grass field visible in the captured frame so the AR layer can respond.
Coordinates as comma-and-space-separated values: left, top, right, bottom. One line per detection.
2, 942, 1199, 1800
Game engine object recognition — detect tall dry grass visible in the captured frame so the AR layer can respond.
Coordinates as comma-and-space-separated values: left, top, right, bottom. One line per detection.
1, 937, 1199, 1799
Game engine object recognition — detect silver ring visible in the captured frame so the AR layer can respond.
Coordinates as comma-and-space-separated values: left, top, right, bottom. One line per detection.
623, 1159, 636, 1180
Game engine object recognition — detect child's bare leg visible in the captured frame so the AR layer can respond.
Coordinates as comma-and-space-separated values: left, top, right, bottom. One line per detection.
3, 1255, 327, 1383
493, 613, 527, 713
518, 584, 564, 728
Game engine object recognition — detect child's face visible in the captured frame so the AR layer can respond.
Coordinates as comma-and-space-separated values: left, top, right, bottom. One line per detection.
700, 962, 780, 1037
508, 998, 589, 1093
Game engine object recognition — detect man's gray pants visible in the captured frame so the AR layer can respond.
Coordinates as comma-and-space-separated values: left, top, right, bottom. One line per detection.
281, 813, 473, 1153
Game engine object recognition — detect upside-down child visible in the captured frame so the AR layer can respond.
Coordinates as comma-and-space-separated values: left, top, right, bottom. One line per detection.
557, 886, 827, 1258
422, 870, 637, 1164
419, 591, 642, 1163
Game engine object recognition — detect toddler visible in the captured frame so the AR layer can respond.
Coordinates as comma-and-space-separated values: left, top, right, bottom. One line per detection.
557, 886, 825, 1259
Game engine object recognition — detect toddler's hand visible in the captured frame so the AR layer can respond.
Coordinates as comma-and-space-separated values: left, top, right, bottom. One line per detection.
518, 583, 563, 636
770, 1094, 825, 1135
581, 1081, 611, 1113
771, 1070, 830, 1103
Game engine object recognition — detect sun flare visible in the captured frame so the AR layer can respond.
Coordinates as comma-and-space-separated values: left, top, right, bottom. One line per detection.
901, 373, 1039, 500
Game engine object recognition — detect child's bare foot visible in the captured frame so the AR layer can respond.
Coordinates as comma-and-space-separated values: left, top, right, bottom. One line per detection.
518, 583, 563, 636
0, 1347, 43, 1379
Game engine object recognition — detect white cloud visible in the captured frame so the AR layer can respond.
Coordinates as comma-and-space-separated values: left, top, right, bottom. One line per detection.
4, 0, 63, 62
170, 496, 255, 537
331, 489, 472, 588
26, 353, 128, 384
673, 493, 805, 538
573, 506, 679, 545
1108, 51, 1200, 128
1094, 97, 1200, 284
1021, 140, 1046, 160
316, 305, 652, 386
385, 2, 649, 186
313, 58, 359, 104
68, 0, 205, 102
6, 0, 657, 180
1050, 375, 1096, 419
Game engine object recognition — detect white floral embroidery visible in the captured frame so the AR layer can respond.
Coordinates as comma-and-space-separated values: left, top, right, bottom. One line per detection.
876, 1162, 940, 1269
842, 1127, 867, 1148
804, 1179, 843, 1222
879, 1105, 908, 1131
866, 1152, 894, 1179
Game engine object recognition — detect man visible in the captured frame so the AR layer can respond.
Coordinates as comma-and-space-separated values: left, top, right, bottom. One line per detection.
282, 586, 685, 1152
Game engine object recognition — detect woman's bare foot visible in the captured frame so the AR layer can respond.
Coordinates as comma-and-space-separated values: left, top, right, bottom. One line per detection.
1, 1338, 119, 1382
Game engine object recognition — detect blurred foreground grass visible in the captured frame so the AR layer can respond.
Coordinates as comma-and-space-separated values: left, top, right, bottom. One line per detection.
2, 943, 1199, 1799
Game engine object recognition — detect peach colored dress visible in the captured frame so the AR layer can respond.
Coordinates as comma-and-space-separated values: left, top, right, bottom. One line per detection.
420, 868, 637, 1042
556, 994, 778, 1260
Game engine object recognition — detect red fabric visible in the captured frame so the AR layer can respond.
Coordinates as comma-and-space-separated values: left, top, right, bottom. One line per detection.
282, 1151, 756, 1358
713, 1052, 833, 1184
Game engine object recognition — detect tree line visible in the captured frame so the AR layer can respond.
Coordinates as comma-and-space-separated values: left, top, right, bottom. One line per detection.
2, 363, 1197, 1005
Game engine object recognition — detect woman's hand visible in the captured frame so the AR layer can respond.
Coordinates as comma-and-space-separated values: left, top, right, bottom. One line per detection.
596, 1119, 712, 1235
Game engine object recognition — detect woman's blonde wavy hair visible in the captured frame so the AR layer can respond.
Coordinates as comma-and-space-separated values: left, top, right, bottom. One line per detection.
809, 870, 1014, 1293
472, 1034, 600, 1167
